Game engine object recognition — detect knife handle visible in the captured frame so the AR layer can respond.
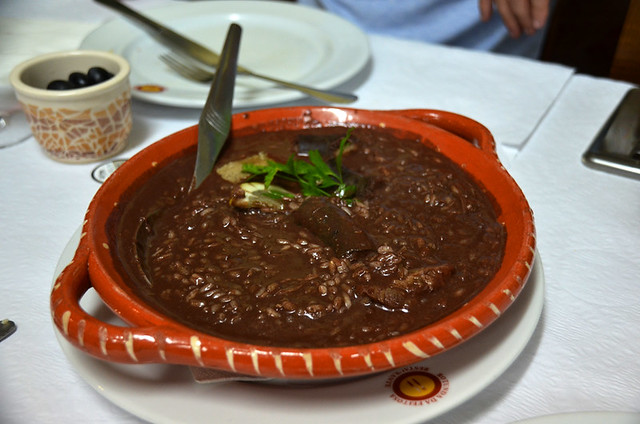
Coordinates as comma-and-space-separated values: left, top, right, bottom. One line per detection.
94, 0, 220, 66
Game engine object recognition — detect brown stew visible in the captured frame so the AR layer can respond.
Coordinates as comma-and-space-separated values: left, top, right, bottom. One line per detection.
112, 127, 506, 348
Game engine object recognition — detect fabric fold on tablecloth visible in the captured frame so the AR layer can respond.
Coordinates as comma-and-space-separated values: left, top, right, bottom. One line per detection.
0, 17, 98, 124
0, 18, 98, 84
353, 34, 575, 149
2, 17, 575, 152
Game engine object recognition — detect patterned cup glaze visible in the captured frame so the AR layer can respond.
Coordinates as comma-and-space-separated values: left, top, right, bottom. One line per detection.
9, 50, 132, 163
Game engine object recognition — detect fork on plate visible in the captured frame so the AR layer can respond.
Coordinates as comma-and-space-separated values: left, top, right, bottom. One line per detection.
159, 53, 358, 104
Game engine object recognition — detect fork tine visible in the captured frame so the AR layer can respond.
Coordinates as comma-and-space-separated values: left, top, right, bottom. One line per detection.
160, 54, 213, 82
159, 54, 192, 78
160, 54, 208, 81
162, 54, 201, 80
160, 52, 358, 103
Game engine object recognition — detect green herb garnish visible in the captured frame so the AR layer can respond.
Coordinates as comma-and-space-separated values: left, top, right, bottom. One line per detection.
242, 128, 357, 200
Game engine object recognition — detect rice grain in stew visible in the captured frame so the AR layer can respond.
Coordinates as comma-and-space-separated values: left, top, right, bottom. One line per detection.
112, 126, 506, 348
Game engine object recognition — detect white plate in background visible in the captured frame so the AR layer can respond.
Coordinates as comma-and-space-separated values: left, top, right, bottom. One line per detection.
82, 1, 370, 108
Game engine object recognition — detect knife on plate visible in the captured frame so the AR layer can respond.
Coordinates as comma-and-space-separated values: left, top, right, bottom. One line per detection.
0, 319, 16, 343
93, 0, 358, 103
191, 23, 241, 191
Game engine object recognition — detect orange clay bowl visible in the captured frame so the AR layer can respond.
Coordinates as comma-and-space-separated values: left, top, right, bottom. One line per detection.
51, 107, 535, 381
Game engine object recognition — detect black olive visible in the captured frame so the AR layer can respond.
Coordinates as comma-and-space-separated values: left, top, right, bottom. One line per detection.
87, 67, 114, 84
46, 66, 115, 91
46, 80, 74, 90
69, 72, 92, 88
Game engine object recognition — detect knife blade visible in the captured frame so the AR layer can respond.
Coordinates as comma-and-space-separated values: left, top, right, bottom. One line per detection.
191, 23, 241, 191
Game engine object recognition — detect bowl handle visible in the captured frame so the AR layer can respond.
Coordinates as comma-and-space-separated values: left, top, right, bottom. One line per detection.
387, 109, 498, 158
50, 231, 192, 365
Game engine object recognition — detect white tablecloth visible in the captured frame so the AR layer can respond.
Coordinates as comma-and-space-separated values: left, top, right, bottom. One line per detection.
1, 1, 638, 423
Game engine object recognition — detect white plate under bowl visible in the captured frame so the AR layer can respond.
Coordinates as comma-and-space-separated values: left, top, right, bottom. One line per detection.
82, 1, 370, 108
53, 227, 544, 423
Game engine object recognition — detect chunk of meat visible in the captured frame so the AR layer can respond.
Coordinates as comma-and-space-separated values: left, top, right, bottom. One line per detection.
357, 264, 454, 309
292, 196, 375, 258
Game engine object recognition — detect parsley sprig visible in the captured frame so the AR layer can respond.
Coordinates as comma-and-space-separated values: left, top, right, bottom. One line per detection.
242, 128, 357, 200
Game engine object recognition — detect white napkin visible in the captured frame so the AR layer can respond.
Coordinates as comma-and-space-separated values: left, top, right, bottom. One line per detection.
467, 75, 640, 424
352, 35, 575, 149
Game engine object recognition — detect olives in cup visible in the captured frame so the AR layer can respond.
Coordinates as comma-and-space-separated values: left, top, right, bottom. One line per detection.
46, 66, 114, 90
46, 80, 74, 90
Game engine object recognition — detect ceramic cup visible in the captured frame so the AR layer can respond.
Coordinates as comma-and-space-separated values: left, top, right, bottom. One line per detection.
9, 50, 132, 163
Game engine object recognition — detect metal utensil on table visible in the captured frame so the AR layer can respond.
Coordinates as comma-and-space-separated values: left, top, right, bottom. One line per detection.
91, 158, 127, 183
94, 0, 358, 104
583, 87, 640, 180
192, 23, 241, 190
159, 54, 214, 83
133, 24, 239, 265
0, 319, 17, 342
159, 52, 358, 104
133, 23, 239, 261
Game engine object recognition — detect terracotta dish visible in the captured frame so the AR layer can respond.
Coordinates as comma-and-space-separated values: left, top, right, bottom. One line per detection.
51, 107, 535, 381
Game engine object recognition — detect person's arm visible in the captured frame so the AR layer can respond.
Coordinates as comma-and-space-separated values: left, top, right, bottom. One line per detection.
479, 0, 550, 37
